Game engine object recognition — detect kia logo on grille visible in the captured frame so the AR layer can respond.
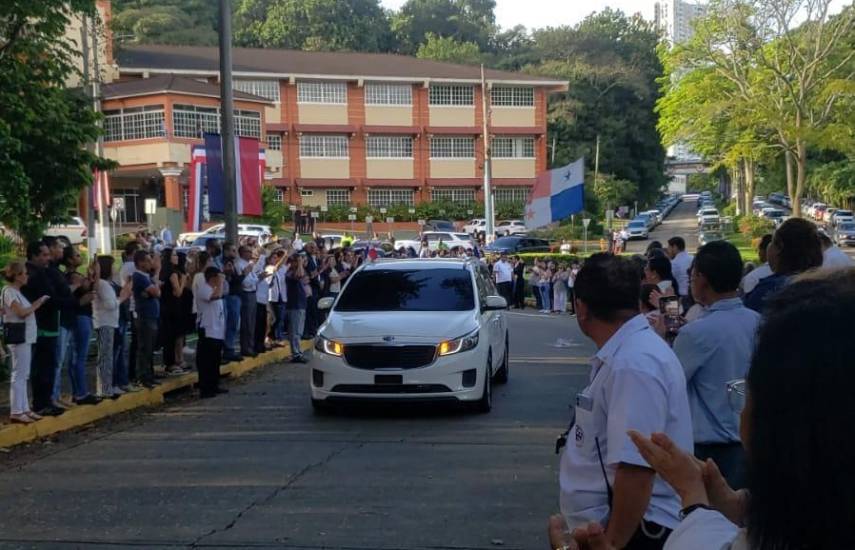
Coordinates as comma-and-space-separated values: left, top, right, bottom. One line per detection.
382, 336, 395, 342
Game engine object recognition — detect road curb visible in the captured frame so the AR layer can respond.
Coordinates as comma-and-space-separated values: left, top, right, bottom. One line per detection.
0, 341, 313, 450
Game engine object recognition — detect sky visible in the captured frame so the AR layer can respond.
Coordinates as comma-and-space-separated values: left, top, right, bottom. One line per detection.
379, 0, 850, 32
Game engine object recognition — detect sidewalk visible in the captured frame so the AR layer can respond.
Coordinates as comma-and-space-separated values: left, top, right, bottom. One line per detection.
0, 340, 313, 449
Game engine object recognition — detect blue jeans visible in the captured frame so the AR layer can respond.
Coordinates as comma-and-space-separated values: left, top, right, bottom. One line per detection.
272, 301, 286, 341
113, 319, 129, 387
53, 325, 73, 401
287, 309, 306, 358
539, 285, 552, 311
224, 295, 241, 355
69, 315, 92, 398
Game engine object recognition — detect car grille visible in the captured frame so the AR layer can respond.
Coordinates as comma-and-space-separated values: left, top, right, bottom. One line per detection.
343, 345, 437, 370
331, 384, 451, 394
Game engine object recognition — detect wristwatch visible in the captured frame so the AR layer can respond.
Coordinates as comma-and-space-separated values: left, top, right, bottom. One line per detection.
679, 503, 712, 520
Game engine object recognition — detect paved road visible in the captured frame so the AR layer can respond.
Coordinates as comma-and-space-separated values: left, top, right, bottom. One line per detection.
0, 312, 595, 549
625, 198, 701, 256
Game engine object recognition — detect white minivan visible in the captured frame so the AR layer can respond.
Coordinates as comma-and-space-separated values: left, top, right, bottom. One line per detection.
311, 258, 509, 413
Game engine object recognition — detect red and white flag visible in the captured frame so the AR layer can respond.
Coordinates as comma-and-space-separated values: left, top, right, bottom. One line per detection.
93, 169, 111, 210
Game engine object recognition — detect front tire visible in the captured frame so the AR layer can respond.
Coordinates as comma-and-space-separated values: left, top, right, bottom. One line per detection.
494, 339, 509, 384
474, 354, 493, 413
311, 398, 331, 415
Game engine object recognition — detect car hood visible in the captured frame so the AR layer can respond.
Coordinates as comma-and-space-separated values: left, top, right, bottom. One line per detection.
322, 311, 479, 343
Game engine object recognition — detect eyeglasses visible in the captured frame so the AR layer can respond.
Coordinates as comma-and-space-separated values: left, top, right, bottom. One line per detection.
726, 378, 747, 413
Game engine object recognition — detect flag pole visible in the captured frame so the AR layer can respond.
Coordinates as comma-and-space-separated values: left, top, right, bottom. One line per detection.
91, 15, 109, 254
480, 65, 494, 244
219, 0, 238, 245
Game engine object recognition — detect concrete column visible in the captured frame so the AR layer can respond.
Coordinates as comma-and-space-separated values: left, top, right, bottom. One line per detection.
159, 167, 183, 210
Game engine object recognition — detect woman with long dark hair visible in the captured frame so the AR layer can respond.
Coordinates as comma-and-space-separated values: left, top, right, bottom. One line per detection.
159, 248, 187, 375
561, 268, 855, 549
644, 255, 680, 296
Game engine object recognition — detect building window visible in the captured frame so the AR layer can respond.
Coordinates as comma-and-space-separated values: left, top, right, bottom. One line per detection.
430, 136, 475, 158
491, 87, 534, 107
429, 85, 474, 106
103, 105, 166, 141
492, 136, 535, 158
364, 83, 412, 105
431, 188, 476, 203
234, 79, 280, 102
272, 187, 284, 202
326, 189, 351, 206
366, 136, 413, 158
299, 135, 348, 158
297, 81, 347, 104
266, 134, 282, 151
172, 105, 261, 139
368, 189, 414, 207
495, 187, 531, 203
300, 189, 314, 197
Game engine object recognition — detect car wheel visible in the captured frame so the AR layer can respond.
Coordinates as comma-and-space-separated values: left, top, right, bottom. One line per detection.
474, 353, 493, 413
494, 338, 509, 384
57, 236, 71, 247
311, 398, 331, 415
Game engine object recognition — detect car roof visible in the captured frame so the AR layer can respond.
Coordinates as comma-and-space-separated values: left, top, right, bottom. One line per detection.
364, 258, 475, 271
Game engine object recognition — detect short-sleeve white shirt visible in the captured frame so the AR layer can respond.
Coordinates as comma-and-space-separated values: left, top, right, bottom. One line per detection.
2, 287, 36, 344
196, 281, 225, 340
559, 314, 693, 531
494, 260, 513, 284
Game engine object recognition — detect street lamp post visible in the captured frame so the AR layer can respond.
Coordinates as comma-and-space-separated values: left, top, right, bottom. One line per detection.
218, 0, 238, 245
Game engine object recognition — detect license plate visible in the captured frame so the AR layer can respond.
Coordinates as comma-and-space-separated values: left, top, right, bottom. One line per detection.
375, 375, 403, 385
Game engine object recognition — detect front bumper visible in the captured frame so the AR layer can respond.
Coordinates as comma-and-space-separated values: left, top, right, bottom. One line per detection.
310, 344, 488, 403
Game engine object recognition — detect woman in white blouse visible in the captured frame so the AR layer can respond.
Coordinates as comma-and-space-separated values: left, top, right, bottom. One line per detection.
555, 268, 855, 550
2, 261, 49, 423
92, 256, 132, 399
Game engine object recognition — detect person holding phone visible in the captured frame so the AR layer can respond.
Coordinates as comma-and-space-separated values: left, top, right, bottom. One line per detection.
2, 260, 50, 423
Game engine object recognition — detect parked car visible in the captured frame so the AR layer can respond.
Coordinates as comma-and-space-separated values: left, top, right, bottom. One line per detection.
760, 208, 787, 226
494, 220, 527, 236
44, 216, 87, 246
833, 222, 855, 247
483, 236, 550, 254
624, 220, 649, 240
698, 228, 724, 247
422, 220, 456, 232
463, 218, 486, 236
697, 208, 721, 226
421, 231, 472, 251
178, 223, 272, 246
640, 210, 662, 227
831, 210, 854, 228
311, 258, 509, 412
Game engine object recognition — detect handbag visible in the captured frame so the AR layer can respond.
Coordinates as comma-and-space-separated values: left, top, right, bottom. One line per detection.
1, 288, 26, 345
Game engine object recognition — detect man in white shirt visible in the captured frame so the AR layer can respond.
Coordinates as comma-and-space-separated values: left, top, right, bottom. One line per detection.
666, 237, 693, 305
554, 253, 693, 549
820, 232, 854, 269
235, 245, 258, 357
267, 250, 288, 343
292, 232, 304, 251
739, 234, 773, 295
493, 252, 513, 308
196, 266, 226, 398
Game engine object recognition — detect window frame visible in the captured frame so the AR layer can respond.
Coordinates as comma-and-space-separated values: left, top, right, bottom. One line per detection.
431, 188, 476, 203
490, 86, 535, 107
325, 188, 351, 206
266, 134, 282, 151
366, 136, 414, 159
233, 79, 280, 102
491, 136, 535, 159
299, 135, 349, 159
297, 81, 347, 105
494, 187, 531, 203
364, 83, 413, 106
428, 84, 475, 106
103, 105, 166, 142
367, 188, 415, 208
429, 136, 475, 159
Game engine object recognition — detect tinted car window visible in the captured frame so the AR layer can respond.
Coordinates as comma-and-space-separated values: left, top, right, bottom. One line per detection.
424, 233, 453, 241
492, 237, 522, 248
336, 269, 475, 312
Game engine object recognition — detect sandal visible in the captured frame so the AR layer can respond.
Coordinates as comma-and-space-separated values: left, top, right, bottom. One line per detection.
25, 411, 43, 421
10, 414, 34, 424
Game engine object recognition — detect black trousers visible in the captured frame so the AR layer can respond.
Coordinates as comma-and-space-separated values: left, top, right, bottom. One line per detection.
568, 288, 576, 314
625, 520, 672, 550
128, 317, 137, 382
254, 302, 268, 353
196, 330, 223, 397
160, 310, 180, 367
239, 291, 256, 355
497, 281, 513, 308
513, 279, 526, 308
695, 442, 747, 490
31, 336, 57, 412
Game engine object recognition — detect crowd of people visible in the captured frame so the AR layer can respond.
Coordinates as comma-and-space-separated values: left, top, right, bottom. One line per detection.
549, 216, 855, 549
0, 231, 391, 422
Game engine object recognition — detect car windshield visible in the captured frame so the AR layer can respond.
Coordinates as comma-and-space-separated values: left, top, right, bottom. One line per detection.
836, 211, 853, 217
628, 222, 645, 228
336, 269, 475, 312
430, 222, 455, 230
838, 223, 855, 231
491, 237, 521, 247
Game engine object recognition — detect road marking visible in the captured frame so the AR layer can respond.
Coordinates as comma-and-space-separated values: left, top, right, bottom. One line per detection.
506, 311, 576, 319
512, 356, 590, 364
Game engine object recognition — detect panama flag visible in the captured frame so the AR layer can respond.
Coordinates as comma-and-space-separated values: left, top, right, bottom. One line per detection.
203, 133, 264, 217
187, 146, 207, 232
92, 169, 111, 211
524, 157, 585, 230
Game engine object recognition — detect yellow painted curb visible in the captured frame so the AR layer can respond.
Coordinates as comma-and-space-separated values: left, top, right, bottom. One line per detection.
0, 340, 313, 449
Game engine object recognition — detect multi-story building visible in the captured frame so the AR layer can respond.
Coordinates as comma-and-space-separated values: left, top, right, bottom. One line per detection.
93, 42, 567, 222
654, 0, 708, 45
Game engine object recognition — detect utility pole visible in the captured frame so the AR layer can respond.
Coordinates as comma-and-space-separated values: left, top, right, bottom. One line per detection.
551, 135, 557, 165
480, 65, 493, 243
80, 18, 97, 255
219, 0, 238, 245
91, 15, 109, 254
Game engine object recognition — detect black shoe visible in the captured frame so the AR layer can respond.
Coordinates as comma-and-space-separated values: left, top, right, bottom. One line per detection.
290, 355, 309, 364
73, 395, 101, 406
39, 407, 65, 417
223, 354, 242, 363
141, 381, 157, 389
200, 392, 216, 399
242, 351, 258, 358
215, 388, 229, 394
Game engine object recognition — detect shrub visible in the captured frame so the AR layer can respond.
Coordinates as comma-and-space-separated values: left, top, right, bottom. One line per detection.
738, 215, 775, 238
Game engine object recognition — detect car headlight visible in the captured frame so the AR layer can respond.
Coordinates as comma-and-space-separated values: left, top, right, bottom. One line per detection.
438, 329, 480, 356
315, 336, 344, 357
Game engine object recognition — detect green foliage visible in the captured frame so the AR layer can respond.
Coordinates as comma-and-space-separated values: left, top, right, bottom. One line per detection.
259, 185, 287, 233
391, 0, 496, 54
111, 0, 218, 45
687, 173, 719, 194
233, 0, 392, 51
0, 0, 107, 243
416, 33, 481, 64
807, 159, 855, 208
738, 215, 775, 238
593, 174, 638, 209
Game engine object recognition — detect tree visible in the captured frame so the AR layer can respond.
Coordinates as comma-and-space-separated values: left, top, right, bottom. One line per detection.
677, 0, 855, 217
1, 0, 106, 242
233, 0, 392, 52
593, 174, 639, 208
416, 33, 481, 64
392, 0, 496, 54
529, 10, 667, 206
111, 0, 218, 45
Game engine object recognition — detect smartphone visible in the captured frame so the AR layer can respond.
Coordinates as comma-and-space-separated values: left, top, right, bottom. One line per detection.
659, 295, 681, 332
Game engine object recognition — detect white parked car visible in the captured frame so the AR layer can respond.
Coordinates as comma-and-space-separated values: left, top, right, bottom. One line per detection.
179, 223, 272, 246
830, 210, 854, 228
463, 218, 486, 235
697, 208, 720, 226
44, 216, 87, 246
421, 231, 472, 251
311, 258, 510, 412
495, 220, 527, 236
625, 220, 649, 240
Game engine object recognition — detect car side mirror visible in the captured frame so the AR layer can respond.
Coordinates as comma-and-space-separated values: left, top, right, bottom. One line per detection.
483, 295, 507, 311
317, 297, 335, 310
